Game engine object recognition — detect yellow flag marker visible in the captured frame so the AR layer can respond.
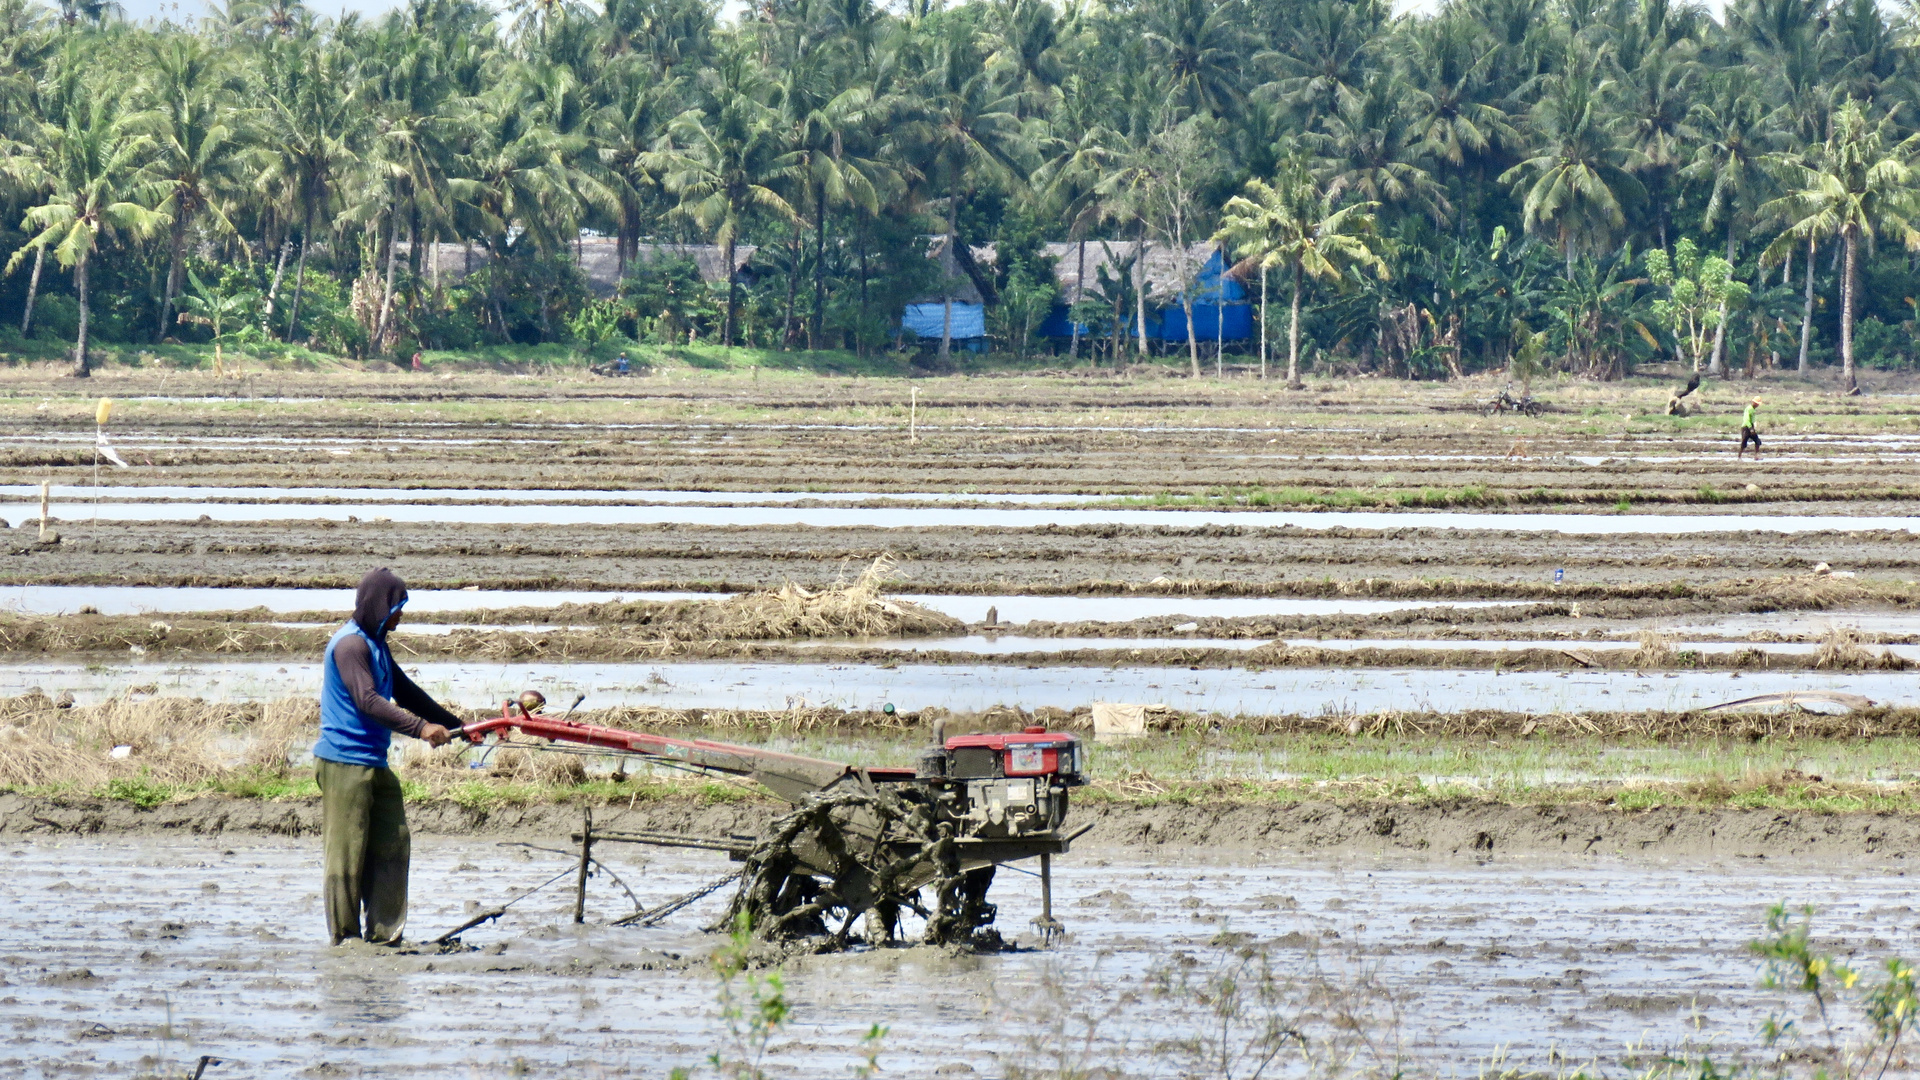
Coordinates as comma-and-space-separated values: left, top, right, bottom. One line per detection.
95, 398, 112, 427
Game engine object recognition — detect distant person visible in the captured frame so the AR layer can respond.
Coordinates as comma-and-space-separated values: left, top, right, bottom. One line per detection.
1738, 397, 1762, 460
410, 352, 424, 372
615, 351, 630, 374
314, 568, 462, 946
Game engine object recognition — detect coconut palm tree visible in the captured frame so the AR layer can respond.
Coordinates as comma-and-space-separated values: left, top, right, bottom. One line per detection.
985, 0, 1075, 115
1141, 0, 1248, 119
905, 21, 1029, 359
456, 64, 602, 338
261, 35, 363, 341
1683, 67, 1778, 375
1759, 100, 1920, 394
1396, 13, 1516, 172
8, 85, 168, 377
1214, 161, 1388, 389
1316, 73, 1449, 224
597, 59, 679, 275
774, 49, 887, 350
1617, 37, 1698, 254
139, 35, 251, 343
1498, 48, 1646, 271
651, 45, 799, 346
1265, 0, 1383, 128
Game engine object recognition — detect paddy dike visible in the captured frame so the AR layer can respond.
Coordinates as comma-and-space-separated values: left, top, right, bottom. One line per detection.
8, 791, 1920, 862
4, 515, 1916, 592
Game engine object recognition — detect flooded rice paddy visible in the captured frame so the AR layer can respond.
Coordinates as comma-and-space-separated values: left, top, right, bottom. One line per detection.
0, 585, 712, 616
3, 659, 1906, 714
0, 485, 1114, 507
0, 584, 1524, 621
3, 835, 1903, 1078
13, 499, 1918, 532
794, 635, 1909, 658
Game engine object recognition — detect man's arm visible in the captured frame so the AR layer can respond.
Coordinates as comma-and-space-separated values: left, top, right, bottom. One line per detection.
393, 666, 465, 730
333, 635, 427, 739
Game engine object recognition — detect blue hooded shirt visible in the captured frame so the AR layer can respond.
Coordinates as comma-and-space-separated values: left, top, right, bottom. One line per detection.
313, 569, 409, 768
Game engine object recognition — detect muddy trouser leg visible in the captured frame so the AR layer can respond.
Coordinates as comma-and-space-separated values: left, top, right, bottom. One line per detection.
319, 760, 411, 945
1741, 428, 1761, 454
319, 758, 371, 944
362, 766, 412, 944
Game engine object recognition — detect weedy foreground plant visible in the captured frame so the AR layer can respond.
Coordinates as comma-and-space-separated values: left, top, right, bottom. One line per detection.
673, 912, 885, 1080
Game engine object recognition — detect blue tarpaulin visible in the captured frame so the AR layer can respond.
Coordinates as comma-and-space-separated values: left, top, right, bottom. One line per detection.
1157, 247, 1250, 341
1036, 305, 1085, 338
1156, 301, 1253, 342
1037, 302, 1253, 341
902, 302, 985, 340
1037, 248, 1251, 340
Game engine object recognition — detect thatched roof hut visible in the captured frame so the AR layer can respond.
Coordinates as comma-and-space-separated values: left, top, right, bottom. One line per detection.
401, 237, 758, 297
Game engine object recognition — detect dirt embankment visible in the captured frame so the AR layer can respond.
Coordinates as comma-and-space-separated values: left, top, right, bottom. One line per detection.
7, 516, 1917, 594
8, 791, 1918, 863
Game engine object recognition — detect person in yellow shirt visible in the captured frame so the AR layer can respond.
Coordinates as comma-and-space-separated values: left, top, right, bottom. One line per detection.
1738, 397, 1762, 460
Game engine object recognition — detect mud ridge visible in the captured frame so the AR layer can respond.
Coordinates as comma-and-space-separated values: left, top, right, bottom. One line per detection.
9, 792, 1920, 862
1072, 797, 1920, 862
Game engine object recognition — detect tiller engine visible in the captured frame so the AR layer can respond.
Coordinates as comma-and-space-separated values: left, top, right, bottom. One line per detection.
454, 694, 1089, 947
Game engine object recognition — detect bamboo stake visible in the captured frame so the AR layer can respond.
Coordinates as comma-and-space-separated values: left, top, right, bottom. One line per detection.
909, 387, 918, 443
573, 805, 594, 924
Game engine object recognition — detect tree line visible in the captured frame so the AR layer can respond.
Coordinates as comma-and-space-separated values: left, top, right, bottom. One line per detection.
2, 0, 1919, 387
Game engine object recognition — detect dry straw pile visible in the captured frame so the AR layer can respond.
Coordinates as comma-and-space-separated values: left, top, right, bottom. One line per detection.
1631, 630, 1673, 670
0, 693, 315, 789
706, 554, 959, 639
1813, 626, 1909, 670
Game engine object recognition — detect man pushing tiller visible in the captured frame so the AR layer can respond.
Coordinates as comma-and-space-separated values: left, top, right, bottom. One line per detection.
313, 568, 460, 946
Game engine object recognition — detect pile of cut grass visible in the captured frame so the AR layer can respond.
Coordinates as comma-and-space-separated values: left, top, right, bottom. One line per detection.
0, 692, 314, 793
707, 554, 960, 639
1814, 625, 1910, 670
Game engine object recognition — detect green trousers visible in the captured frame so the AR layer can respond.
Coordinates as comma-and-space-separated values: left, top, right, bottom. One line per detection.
317, 758, 411, 946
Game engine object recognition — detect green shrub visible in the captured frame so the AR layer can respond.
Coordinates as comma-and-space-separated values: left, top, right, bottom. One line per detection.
97, 772, 175, 810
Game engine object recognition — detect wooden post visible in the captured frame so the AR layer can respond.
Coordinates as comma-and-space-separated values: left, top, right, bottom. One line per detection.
1033, 852, 1064, 942
910, 388, 918, 443
38, 481, 49, 541
573, 805, 593, 924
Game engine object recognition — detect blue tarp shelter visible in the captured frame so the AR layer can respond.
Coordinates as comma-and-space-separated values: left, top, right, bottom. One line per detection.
1037, 247, 1251, 341
1155, 248, 1250, 341
902, 302, 985, 340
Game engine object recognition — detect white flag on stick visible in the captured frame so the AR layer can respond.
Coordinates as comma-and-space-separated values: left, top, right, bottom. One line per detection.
96, 431, 128, 469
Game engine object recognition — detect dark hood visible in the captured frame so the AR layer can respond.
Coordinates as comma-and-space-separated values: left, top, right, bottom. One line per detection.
351, 568, 409, 639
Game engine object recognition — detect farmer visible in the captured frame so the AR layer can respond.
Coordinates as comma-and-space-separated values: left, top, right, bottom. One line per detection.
1738, 396, 1763, 460
615, 350, 630, 374
315, 568, 461, 946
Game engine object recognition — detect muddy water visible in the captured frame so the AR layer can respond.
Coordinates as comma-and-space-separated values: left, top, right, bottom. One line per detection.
0, 585, 1521, 621
793, 635, 1274, 653
908, 595, 1526, 623
1661, 612, 1920, 638
13, 500, 1915, 533
795, 635, 1909, 659
0, 585, 710, 616
0, 485, 1112, 506
2, 835, 1902, 1078
3, 660, 1908, 713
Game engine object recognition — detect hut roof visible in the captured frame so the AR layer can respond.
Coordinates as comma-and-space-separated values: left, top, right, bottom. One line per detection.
964, 240, 1230, 304
401, 237, 757, 297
